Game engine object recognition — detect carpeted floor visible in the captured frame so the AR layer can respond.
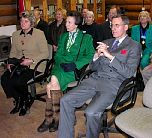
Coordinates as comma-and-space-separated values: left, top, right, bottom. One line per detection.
0, 65, 143, 138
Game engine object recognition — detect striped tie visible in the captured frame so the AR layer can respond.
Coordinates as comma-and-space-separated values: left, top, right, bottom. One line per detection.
111, 40, 119, 51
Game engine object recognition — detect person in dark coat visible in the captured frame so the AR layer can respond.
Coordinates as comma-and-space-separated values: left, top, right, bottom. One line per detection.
33, 8, 49, 42
99, 5, 121, 41
81, 11, 101, 49
48, 8, 67, 53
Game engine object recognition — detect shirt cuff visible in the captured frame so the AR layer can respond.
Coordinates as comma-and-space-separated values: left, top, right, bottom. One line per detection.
93, 53, 99, 61
110, 56, 115, 63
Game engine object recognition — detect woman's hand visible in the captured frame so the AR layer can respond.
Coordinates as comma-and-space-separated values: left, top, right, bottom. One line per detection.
53, 45, 58, 52
20, 58, 33, 66
7, 64, 13, 72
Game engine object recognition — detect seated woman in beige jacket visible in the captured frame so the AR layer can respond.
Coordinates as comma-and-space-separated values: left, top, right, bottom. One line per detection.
1, 11, 49, 116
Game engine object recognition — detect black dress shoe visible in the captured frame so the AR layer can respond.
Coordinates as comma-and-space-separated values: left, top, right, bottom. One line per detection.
49, 120, 59, 132
10, 98, 21, 114
37, 119, 54, 132
19, 101, 28, 116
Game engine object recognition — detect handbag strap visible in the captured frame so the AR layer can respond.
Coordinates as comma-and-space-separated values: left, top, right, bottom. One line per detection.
75, 33, 84, 61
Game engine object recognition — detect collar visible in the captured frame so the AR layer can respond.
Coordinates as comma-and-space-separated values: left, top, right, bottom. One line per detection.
36, 18, 40, 25
20, 28, 33, 36
140, 23, 149, 30
115, 35, 127, 45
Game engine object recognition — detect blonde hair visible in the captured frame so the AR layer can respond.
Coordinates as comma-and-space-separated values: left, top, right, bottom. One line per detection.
86, 11, 95, 19
138, 11, 151, 22
55, 8, 67, 19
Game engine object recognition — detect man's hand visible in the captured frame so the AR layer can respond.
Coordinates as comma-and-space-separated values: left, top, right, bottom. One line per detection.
96, 42, 114, 60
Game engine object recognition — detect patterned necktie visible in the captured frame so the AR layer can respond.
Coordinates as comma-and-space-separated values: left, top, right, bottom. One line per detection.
111, 40, 119, 51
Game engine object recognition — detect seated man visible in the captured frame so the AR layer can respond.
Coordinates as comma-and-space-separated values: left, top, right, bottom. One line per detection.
57, 15, 141, 138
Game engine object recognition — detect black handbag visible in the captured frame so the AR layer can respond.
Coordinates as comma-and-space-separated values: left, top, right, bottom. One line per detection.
74, 33, 88, 81
74, 64, 88, 80
7, 57, 29, 78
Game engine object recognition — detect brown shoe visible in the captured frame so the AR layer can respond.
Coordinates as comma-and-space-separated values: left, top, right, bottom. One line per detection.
37, 119, 54, 132
49, 120, 59, 132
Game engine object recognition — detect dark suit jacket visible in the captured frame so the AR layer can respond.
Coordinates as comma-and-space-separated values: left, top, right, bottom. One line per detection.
48, 20, 66, 46
89, 36, 141, 93
81, 22, 101, 49
99, 21, 113, 41
36, 19, 49, 42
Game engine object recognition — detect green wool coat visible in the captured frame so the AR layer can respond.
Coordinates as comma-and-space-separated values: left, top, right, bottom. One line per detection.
131, 24, 152, 69
51, 30, 95, 91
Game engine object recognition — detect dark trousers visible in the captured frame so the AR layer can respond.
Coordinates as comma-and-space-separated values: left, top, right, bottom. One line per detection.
1, 69, 34, 100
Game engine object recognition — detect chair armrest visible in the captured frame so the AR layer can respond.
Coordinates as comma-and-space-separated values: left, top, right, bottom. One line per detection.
111, 77, 137, 115
77, 69, 94, 85
27, 59, 53, 85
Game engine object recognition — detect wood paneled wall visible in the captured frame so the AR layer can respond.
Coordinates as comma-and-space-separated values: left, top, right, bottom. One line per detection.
0, 0, 17, 26
106, 0, 152, 25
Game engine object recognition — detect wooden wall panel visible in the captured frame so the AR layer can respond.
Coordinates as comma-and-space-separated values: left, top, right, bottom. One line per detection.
120, 5, 151, 11
0, 0, 17, 26
0, 0, 16, 5
0, 16, 17, 26
105, 0, 152, 26
0, 5, 16, 16
106, 0, 151, 5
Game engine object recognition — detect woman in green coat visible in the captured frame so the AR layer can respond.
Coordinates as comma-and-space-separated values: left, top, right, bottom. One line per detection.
37, 11, 95, 133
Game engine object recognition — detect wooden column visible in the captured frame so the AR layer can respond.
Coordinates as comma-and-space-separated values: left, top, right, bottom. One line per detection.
25, 0, 31, 12
101, 0, 105, 20
57, 0, 62, 9
42, 0, 48, 22
70, 0, 76, 10
93, 0, 97, 19
150, 0, 152, 18
83, 0, 87, 9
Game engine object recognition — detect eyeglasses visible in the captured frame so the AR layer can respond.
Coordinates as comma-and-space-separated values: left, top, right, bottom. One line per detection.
111, 24, 125, 28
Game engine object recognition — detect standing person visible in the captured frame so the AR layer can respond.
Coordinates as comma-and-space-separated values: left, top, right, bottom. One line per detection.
37, 11, 95, 133
58, 15, 141, 138
81, 8, 89, 25
48, 8, 67, 54
1, 11, 49, 116
99, 5, 121, 41
33, 8, 49, 42
81, 11, 101, 49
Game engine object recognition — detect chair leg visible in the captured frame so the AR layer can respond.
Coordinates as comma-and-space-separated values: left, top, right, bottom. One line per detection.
29, 83, 46, 102
102, 112, 109, 138
29, 84, 36, 98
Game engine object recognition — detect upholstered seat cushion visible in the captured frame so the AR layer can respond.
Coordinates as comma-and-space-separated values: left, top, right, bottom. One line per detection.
115, 107, 152, 138
143, 77, 152, 108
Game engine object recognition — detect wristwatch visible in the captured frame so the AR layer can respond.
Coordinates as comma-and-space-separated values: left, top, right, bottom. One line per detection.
32, 59, 35, 64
